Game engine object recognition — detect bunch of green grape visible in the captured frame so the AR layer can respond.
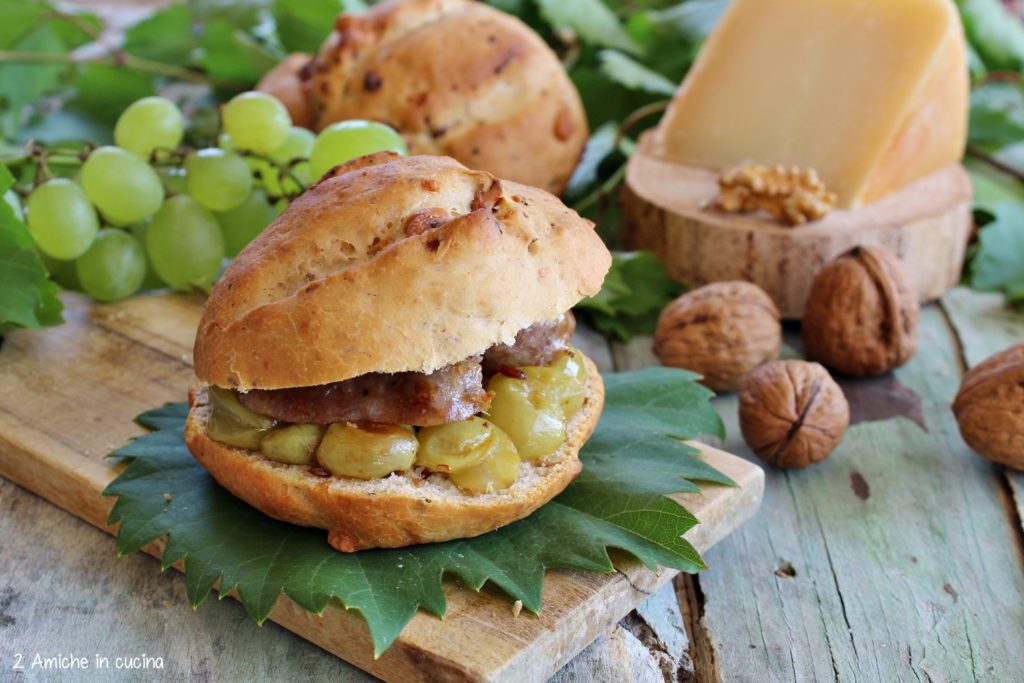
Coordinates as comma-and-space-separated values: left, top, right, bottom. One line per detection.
15, 92, 408, 304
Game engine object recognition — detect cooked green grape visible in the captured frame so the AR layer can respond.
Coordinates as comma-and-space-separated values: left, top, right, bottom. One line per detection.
310, 120, 407, 179
185, 148, 252, 211
485, 373, 566, 461
448, 425, 520, 494
523, 350, 589, 419
75, 228, 146, 302
415, 416, 493, 473
146, 195, 225, 290
222, 92, 291, 153
81, 146, 164, 226
316, 423, 418, 479
26, 178, 99, 259
215, 189, 279, 257
127, 221, 169, 290
4, 189, 23, 221
261, 424, 325, 465
207, 386, 276, 450
114, 96, 184, 158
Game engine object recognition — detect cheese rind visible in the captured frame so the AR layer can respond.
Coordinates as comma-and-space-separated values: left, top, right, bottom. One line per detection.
654, 0, 969, 208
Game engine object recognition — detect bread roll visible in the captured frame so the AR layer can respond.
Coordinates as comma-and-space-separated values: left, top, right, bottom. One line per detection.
259, 0, 588, 194
185, 353, 604, 551
194, 153, 611, 391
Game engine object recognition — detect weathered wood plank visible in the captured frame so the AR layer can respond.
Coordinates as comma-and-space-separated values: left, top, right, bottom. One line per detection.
941, 287, 1024, 558
692, 306, 1024, 681
0, 294, 762, 682
0, 477, 372, 682
615, 303, 1024, 681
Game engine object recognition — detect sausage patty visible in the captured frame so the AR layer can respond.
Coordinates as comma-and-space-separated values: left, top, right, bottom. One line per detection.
236, 313, 576, 426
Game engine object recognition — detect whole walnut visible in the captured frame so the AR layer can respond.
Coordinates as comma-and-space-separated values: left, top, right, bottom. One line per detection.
953, 343, 1024, 470
654, 281, 782, 392
803, 246, 919, 376
739, 360, 850, 468
257, 0, 588, 194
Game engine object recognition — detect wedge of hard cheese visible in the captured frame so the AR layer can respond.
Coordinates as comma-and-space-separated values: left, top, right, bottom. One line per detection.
653, 0, 968, 208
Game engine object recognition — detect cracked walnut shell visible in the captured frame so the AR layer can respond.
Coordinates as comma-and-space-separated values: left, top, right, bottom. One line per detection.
953, 343, 1024, 470
653, 281, 782, 392
713, 163, 837, 226
739, 360, 850, 468
803, 246, 919, 377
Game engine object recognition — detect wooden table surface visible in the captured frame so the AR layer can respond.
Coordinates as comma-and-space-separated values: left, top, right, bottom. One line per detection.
2, 286, 1022, 681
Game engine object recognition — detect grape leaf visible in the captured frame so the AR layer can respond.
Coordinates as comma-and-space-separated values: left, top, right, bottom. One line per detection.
968, 81, 1024, 149
956, 0, 1024, 71
122, 4, 198, 66
103, 368, 729, 656
0, 164, 63, 333
575, 252, 685, 342
198, 20, 282, 87
598, 49, 677, 96
970, 201, 1024, 305
535, 0, 641, 54
273, 0, 365, 54
69, 66, 156, 125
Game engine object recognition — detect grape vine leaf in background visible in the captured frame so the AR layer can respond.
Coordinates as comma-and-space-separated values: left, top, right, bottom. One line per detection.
0, 165, 62, 334
104, 368, 730, 656
971, 201, 1024, 304
575, 252, 685, 342
956, 0, 1024, 71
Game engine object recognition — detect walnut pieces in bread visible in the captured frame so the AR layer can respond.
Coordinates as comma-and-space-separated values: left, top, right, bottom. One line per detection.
186, 153, 612, 551
257, 0, 588, 194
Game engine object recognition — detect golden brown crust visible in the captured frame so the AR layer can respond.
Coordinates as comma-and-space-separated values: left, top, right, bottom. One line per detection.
299, 0, 587, 194
184, 354, 605, 551
255, 53, 315, 129
193, 154, 611, 390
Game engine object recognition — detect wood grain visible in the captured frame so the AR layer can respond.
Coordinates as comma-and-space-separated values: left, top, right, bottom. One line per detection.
942, 287, 1024, 563
621, 131, 974, 319
665, 302, 1024, 681
0, 293, 763, 683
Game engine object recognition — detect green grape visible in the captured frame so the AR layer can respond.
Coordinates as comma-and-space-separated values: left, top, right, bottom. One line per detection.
310, 120, 408, 179
81, 146, 164, 226
146, 195, 225, 290
157, 166, 188, 196
75, 228, 146, 302
271, 126, 314, 164
185, 148, 252, 211
222, 92, 291, 153
215, 189, 278, 257
26, 178, 99, 259
4, 189, 23, 221
127, 221, 169, 290
114, 96, 184, 158
251, 126, 315, 197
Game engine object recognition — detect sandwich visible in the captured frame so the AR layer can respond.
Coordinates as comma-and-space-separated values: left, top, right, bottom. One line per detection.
185, 153, 612, 551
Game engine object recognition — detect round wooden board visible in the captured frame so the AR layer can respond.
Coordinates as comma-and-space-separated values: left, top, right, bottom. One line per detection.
621, 132, 974, 319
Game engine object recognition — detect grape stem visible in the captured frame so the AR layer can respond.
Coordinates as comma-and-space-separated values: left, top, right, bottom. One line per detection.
967, 145, 1024, 184
240, 150, 309, 201
0, 49, 242, 88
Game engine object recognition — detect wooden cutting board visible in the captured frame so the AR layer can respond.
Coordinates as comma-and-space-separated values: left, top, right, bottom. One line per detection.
0, 293, 763, 682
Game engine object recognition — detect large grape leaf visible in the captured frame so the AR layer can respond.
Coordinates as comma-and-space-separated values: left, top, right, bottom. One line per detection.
0, 164, 63, 334
104, 367, 731, 656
